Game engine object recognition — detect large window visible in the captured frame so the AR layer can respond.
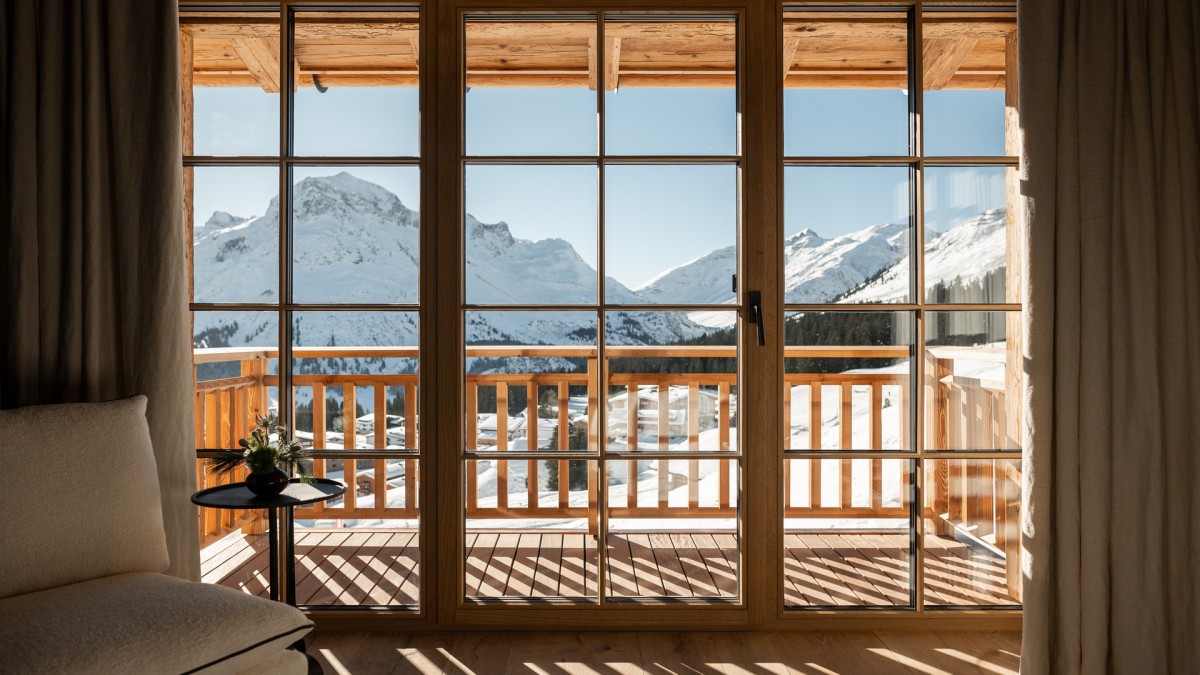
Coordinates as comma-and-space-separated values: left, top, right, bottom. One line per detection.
183, 8, 424, 608
781, 8, 1021, 611
181, 1, 1021, 625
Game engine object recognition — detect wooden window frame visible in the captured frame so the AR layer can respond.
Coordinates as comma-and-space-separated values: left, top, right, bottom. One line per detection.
180, 0, 1022, 632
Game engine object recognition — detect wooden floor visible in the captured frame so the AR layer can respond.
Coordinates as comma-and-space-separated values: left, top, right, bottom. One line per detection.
201, 528, 1017, 606
307, 630, 1022, 674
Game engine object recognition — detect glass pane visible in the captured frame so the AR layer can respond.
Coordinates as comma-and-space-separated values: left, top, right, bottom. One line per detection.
290, 311, 419, 452
784, 312, 913, 451
192, 166, 279, 303
921, 13, 1015, 156
292, 512, 420, 606
784, 460, 912, 607
924, 166, 1007, 303
293, 11, 420, 157
924, 458, 1021, 606
606, 459, 738, 599
606, 311, 737, 453
783, 166, 912, 304
192, 310, 279, 448
465, 311, 598, 453
464, 165, 597, 305
465, 19, 597, 156
291, 166, 420, 304
605, 164, 736, 304
782, 12, 909, 156
194, 309, 278, 598
466, 459, 599, 599
924, 311, 1020, 451
181, 13, 280, 156
603, 18, 736, 156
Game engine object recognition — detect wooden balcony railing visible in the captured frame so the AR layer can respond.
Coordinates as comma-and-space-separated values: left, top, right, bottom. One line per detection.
193, 344, 1019, 575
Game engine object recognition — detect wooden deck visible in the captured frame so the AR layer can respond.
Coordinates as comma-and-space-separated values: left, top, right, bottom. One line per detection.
200, 528, 1017, 607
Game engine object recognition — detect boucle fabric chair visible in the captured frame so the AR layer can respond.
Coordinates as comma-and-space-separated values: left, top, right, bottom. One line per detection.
0, 396, 313, 674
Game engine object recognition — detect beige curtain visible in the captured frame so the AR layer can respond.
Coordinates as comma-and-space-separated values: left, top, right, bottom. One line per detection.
1019, 0, 1200, 672
1, 1, 198, 580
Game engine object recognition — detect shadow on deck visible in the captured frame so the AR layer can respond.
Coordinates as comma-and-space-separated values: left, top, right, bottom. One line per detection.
201, 528, 1017, 607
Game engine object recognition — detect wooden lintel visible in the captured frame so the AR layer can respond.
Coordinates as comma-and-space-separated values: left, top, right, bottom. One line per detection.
604, 36, 622, 91
409, 37, 420, 67
923, 38, 978, 90
194, 69, 1004, 91
232, 37, 281, 93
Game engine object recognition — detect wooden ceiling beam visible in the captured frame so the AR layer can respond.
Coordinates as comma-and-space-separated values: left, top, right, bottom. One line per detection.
231, 37, 281, 93
923, 38, 978, 90
782, 37, 801, 81
605, 37, 622, 91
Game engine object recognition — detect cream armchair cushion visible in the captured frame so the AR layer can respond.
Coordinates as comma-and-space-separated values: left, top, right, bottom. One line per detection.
0, 396, 169, 598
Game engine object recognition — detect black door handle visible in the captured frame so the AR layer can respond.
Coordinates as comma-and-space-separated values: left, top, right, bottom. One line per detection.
748, 291, 765, 346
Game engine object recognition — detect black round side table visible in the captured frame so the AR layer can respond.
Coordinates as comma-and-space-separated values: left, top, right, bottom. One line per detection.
192, 478, 346, 606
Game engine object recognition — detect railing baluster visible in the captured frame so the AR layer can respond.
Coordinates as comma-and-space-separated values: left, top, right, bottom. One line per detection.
688, 383, 700, 510
466, 381, 478, 516
527, 381, 539, 512
871, 383, 883, 513
810, 383, 822, 507
496, 383, 508, 511
718, 382, 730, 510
374, 383, 387, 513
586, 355, 598, 537
840, 383, 852, 509
342, 385, 357, 514
627, 382, 638, 510
405, 382, 418, 516
657, 384, 669, 510
557, 382, 568, 510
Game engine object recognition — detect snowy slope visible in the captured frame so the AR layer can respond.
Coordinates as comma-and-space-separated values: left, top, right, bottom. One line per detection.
194, 172, 707, 359
841, 208, 1006, 303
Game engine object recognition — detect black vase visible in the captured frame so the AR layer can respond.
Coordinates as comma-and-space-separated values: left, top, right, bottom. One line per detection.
245, 468, 290, 497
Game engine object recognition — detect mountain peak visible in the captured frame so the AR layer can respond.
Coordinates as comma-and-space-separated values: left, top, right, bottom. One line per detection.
203, 211, 248, 231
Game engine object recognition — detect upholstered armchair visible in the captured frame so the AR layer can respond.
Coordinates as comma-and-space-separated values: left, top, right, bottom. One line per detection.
0, 396, 314, 674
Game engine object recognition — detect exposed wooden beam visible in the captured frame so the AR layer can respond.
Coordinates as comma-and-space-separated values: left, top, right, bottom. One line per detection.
604, 36, 621, 91
232, 37, 281, 93
408, 37, 419, 67
782, 37, 800, 81
587, 36, 597, 91
923, 38, 977, 90
293, 57, 301, 92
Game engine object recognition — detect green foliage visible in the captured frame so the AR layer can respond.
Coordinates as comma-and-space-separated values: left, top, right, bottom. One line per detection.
208, 413, 313, 482
544, 422, 589, 491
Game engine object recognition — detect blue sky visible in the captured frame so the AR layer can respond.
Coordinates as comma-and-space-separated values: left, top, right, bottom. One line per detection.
193, 85, 1005, 289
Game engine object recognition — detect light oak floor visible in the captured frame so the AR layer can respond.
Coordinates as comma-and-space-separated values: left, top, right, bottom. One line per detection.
306, 630, 1021, 674
202, 529, 1015, 607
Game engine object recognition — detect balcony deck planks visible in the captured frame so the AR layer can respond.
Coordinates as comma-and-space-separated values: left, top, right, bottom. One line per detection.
200, 528, 1017, 606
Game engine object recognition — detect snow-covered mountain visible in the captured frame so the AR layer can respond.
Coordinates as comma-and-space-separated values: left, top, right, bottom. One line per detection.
638, 210, 1007, 313
193, 172, 706, 363
841, 208, 1007, 303
194, 172, 1007, 363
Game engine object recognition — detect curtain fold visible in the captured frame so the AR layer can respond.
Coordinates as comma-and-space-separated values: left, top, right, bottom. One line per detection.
1019, 0, 1200, 671
1, 1, 198, 580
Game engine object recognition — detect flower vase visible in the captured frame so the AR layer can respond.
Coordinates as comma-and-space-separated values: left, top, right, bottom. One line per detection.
245, 467, 290, 497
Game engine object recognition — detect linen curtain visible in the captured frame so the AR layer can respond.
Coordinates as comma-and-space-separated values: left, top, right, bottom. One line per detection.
1019, 0, 1200, 671
1, 1, 198, 580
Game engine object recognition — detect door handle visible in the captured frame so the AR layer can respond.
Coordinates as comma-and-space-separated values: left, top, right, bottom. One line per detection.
748, 291, 765, 346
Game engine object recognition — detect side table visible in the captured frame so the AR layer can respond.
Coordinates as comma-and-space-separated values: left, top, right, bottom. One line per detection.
192, 478, 347, 606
